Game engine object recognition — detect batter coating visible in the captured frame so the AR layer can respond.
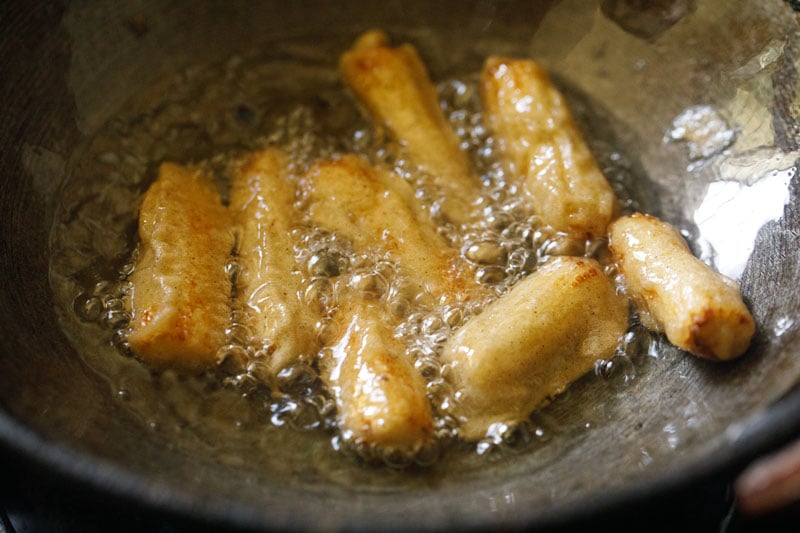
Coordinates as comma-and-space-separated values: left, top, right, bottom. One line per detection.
230, 148, 317, 375
480, 57, 617, 241
442, 257, 628, 440
127, 162, 234, 372
340, 30, 482, 226
323, 297, 435, 456
303, 154, 484, 304
609, 213, 755, 361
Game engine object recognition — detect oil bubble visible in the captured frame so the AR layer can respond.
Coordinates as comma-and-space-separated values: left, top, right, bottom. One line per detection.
74, 293, 103, 322
475, 265, 506, 285
464, 240, 506, 265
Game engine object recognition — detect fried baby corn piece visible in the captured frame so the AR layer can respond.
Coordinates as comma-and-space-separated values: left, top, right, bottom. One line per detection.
303, 154, 483, 303
323, 297, 435, 456
480, 57, 617, 241
230, 148, 317, 375
127, 163, 234, 372
608, 213, 755, 361
340, 29, 481, 226
441, 257, 628, 440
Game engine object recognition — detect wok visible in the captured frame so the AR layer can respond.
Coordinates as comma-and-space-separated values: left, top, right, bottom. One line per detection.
1, 0, 799, 530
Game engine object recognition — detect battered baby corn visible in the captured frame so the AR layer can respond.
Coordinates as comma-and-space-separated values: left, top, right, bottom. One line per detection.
441, 257, 628, 440
230, 148, 317, 374
340, 29, 481, 226
127, 163, 234, 372
323, 297, 435, 456
303, 155, 483, 304
608, 213, 755, 361
480, 57, 617, 241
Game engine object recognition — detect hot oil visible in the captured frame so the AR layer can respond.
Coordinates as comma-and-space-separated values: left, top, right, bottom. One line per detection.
49, 31, 659, 476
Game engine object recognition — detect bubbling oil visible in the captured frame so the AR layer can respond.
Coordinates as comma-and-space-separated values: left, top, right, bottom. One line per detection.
49, 33, 655, 468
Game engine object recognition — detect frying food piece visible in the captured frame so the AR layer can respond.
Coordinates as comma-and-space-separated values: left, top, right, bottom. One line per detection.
480, 56, 617, 241
441, 257, 628, 440
127, 162, 234, 372
306, 155, 449, 456
323, 297, 435, 456
608, 213, 755, 361
230, 148, 317, 375
303, 154, 483, 304
340, 29, 481, 226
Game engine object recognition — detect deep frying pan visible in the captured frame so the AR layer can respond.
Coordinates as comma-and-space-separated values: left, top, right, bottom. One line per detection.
1, 0, 799, 530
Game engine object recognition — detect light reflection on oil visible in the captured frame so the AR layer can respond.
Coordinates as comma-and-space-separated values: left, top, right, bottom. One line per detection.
693, 165, 795, 279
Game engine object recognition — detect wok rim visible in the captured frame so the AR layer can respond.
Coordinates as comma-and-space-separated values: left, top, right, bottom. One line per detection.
1, 382, 800, 530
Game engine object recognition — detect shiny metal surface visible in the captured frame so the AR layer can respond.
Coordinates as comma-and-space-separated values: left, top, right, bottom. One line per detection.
0, 1, 798, 529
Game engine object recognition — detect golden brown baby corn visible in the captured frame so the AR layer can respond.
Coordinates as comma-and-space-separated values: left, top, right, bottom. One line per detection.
127, 162, 234, 372
480, 56, 617, 241
323, 297, 435, 456
303, 154, 483, 304
230, 148, 317, 375
608, 213, 755, 361
340, 29, 482, 226
441, 257, 628, 440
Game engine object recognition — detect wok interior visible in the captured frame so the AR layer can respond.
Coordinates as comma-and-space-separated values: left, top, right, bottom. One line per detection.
1, 0, 799, 528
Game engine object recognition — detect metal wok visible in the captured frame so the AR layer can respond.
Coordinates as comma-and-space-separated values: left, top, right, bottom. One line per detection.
1, 0, 799, 530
